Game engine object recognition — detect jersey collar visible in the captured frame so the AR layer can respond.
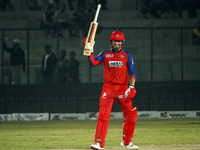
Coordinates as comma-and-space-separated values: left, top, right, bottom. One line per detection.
111, 48, 122, 53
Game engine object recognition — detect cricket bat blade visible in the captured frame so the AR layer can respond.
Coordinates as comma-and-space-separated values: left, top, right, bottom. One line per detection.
83, 4, 101, 56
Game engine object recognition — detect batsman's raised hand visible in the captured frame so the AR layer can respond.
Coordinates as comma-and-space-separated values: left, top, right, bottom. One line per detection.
83, 37, 95, 54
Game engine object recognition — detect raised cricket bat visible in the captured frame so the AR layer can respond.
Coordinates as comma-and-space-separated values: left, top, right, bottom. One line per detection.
83, 4, 101, 56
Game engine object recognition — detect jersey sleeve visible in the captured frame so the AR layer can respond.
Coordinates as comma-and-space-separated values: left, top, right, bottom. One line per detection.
127, 52, 136, 80
88, 50, 107, 67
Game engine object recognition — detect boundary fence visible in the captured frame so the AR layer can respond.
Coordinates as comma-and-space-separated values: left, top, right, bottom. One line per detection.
0, 81, 199, 113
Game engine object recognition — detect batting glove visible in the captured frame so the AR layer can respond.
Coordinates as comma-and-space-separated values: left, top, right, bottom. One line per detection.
118, 85, 136, 99
126, 85, 136, 99
83, 37, 95, 53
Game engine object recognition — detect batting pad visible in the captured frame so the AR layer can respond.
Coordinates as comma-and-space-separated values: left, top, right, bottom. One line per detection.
94, 106, 111, 148
123, 107, 137, 145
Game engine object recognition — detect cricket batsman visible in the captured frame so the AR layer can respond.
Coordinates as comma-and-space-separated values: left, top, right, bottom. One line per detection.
84, 31, 138, 150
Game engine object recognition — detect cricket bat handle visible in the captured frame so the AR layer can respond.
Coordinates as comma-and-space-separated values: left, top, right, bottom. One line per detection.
94, 4, 101, 22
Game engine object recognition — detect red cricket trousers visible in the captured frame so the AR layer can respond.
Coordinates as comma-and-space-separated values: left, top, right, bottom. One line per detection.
93, 83, 136, 148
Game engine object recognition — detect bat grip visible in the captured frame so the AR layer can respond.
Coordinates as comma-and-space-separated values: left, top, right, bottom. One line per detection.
94, 4, 101, 22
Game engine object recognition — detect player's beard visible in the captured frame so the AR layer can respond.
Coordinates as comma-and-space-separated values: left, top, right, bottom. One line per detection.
112, 43, 121, 52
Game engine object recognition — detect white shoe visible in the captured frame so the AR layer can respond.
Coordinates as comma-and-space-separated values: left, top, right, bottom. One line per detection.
120, 141, 139, 149
90, 142, 104, 150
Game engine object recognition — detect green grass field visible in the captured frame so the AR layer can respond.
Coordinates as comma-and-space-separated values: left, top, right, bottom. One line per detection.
0, 118, 200, 150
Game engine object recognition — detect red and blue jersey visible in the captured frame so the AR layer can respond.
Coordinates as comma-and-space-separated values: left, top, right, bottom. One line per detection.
88, 49, 136, 85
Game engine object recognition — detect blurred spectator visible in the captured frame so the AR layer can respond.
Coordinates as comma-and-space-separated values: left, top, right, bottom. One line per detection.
68, 0, 75, 10
41, 44, 57, 84
152, 0, 168, 18
49, 0, 62, 10
3, 38, 26, 85
68, 51, 80, 83
138, 0, 197, 19
192, 19, 200, 45
86, 2, 95, 18
54, 0, 60, 10
25, 0, 42, 10
53, 3, 74, 37
138, 0, 154, 19
182, 0, 199, 18
158, 0, 182, 19
1, 0, 13, 11
171, 0, 183, 18
41, 4, 55, 38
85, 3, 95, 25
48, 0, 76, 10
77, 0, 86, 8
71, 5, 87, 37
57, 50, 68, 83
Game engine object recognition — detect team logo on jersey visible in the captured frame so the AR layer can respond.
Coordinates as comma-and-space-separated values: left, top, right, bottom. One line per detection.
106, 54, 114, 58
102, 92, 107, 98
109, 61, 123, 67
120, 55, 124, 58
